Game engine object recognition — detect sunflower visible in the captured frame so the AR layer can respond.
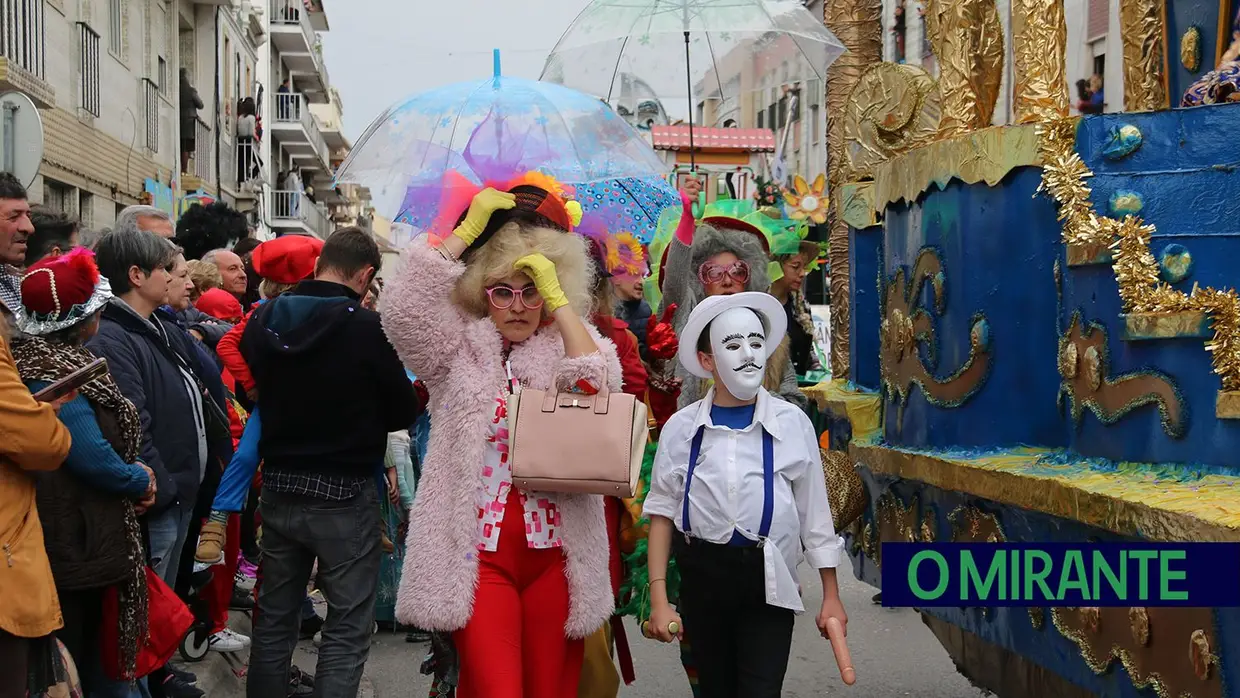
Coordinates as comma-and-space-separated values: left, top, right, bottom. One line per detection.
782, 174, 829, 224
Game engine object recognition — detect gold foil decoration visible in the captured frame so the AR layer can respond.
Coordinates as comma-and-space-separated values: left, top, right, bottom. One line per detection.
1029, 607, 1045, 630
1058, 313, 1186, 438
1011, 0, 1070, 123
824, 0, 882, 382
1036, 118, 1240, 391
920, 507, 937, 542
1130, 607, 1150, 646
873, 123, 1043, 210
923, 0, 1005, 136
1120, 0, 1169, 111
843, 63, 942, 179
1181, 27, 1202, 72
1191, 629, 1215, 680
1051, 607, 1222, 697
853, 442, 1240, 540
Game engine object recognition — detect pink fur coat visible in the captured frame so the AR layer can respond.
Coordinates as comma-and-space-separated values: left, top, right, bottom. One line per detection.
381, 238, 621, 639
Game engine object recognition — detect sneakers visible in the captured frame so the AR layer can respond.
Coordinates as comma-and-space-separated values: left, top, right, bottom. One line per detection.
195, 520, 227, 565
234, 566, 256, 592
230, 587, 255, 611
166, 665, 197, 686
161, 673, 205, 698
287, 666, 315, 697
207, 628, 251, 652
237, 557, 259, 577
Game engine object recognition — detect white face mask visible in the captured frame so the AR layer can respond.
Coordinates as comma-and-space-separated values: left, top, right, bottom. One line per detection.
707, 307, 768, 401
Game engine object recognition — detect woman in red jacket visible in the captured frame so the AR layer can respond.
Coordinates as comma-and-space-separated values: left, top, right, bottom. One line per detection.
579, 235, 648, 697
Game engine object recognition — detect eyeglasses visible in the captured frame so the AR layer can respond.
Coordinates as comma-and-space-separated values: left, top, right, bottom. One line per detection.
698, 260, 750, 286
485, 284, 544, 310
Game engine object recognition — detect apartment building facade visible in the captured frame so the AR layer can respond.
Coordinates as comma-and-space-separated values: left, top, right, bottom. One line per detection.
0, 0, 368, 240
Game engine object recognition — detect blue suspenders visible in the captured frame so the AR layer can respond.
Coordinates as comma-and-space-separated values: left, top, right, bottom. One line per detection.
681, 425, 775, 541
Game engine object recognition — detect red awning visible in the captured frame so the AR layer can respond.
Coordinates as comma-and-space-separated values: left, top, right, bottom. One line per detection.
650, 126, 776, 153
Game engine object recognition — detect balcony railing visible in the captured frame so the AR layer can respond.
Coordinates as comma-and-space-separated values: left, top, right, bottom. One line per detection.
271, 190, 329, 237
272, 0, 315, 49
273, 91, 329, 166
189, 117, 212, 181
0, 0, 46, 79
224, 138, 262, 193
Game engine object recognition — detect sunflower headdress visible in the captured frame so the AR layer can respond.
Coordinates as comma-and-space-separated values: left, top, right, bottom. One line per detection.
583, 227, 647, 283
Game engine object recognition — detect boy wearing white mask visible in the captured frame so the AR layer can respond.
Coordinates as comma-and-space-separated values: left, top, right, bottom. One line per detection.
641, 291, 848, 698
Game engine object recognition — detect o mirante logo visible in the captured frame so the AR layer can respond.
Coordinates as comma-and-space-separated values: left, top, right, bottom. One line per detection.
880, 543, 1240, 607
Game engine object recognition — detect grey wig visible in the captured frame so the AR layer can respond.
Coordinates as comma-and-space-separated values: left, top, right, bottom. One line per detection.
672, 222, 771, 334
669, 222, 774, 409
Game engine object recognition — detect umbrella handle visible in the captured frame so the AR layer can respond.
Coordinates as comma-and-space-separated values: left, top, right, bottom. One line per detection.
683, 30, 695, 172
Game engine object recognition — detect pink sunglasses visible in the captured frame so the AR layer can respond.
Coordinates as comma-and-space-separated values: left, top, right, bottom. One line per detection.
485, 284, 544, 310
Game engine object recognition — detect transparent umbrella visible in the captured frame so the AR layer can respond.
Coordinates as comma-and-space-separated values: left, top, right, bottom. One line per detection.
334, 56, 669, 236
540, 0, 846, 167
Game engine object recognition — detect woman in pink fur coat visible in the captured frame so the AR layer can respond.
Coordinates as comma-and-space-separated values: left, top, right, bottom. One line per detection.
381, 178, 622, 698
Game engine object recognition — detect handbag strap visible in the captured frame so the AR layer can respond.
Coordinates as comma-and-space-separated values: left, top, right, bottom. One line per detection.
681, 425, 775, 539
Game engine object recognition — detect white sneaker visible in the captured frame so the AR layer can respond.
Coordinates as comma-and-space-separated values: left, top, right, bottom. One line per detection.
208, 628, 251, 652
234, 568, 256, 592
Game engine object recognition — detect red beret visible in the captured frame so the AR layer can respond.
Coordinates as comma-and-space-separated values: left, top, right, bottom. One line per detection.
195, 288, 243, 321
251, 235, 323, 285
21, 248, 100, 317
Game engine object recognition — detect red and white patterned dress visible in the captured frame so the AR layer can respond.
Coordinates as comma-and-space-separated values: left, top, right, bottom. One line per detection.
474, 392, 563, 551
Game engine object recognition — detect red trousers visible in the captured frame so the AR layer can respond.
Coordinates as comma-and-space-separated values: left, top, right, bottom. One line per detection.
204, 514, 242, 633
453, 489, 583, 698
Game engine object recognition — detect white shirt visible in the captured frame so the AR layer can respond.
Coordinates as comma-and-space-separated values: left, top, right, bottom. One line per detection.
643, 387, 844, 612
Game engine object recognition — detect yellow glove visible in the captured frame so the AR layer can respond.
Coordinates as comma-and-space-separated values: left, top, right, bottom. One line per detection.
513, 253, 568, 313
452, 188, 516, 247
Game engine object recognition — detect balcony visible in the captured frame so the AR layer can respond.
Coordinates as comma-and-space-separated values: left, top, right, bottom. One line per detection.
222, 137, 263, 199
270, 190, 330, 238
0, 0, 54, 107
306, 0, 329, 31
270, 0, 329, 103
271, 92, 330, 170
182, 117, 214, 193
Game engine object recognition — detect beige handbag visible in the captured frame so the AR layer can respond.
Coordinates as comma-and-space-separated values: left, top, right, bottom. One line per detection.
508, 377, 649, 497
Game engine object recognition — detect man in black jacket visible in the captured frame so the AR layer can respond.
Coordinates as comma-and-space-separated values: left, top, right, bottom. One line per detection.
242, 227, 417, 698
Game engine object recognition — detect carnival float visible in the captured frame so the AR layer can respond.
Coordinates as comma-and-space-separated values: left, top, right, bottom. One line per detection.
808, 0, 1240, 695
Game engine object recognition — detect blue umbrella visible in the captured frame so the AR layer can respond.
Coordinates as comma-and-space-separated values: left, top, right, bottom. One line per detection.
573, 175, 681, 244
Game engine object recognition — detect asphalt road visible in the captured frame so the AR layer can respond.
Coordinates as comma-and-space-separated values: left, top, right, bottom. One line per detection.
291, 559, 990, 698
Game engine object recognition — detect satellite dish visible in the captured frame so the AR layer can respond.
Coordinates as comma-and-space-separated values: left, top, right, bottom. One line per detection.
0, 91, 43, 190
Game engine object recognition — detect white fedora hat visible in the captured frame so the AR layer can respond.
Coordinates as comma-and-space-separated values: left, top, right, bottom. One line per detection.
677, 291, 788, 379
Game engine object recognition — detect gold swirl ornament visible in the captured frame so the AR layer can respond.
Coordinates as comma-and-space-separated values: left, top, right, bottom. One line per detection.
843, 63, 941, 180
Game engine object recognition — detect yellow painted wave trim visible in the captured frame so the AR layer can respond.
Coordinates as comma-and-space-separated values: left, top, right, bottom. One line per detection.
870, 123, 1044, 211
854, 443, 1240, 541
803, 379, 883, 444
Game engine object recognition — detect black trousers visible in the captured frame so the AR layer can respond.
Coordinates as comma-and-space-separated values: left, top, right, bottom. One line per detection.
674, 536, 795, 698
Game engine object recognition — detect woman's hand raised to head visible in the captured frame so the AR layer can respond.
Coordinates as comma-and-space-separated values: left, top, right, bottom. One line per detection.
452, 188, 516, 247
513, 253, 567, 314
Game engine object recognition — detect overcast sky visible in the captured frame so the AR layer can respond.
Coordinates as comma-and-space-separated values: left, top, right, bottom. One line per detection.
320, 0, 592, 143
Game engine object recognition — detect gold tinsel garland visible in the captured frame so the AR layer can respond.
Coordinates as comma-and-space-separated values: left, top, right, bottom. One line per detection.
1035, 119, 1240, 391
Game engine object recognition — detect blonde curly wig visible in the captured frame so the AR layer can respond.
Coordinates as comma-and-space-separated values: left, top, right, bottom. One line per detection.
453, 221, 595, 319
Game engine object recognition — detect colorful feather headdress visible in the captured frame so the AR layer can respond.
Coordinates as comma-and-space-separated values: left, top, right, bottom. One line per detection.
424, 170, 583, 247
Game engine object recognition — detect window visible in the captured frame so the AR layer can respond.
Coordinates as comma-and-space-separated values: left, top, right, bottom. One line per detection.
142, 78, 159, 152
108, 0, 122, 56
0, 0, 46, 79
43, 181, 70, 213
158, 56, 168, 96
78, 191, 94, 229
77, 23, 101, 117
